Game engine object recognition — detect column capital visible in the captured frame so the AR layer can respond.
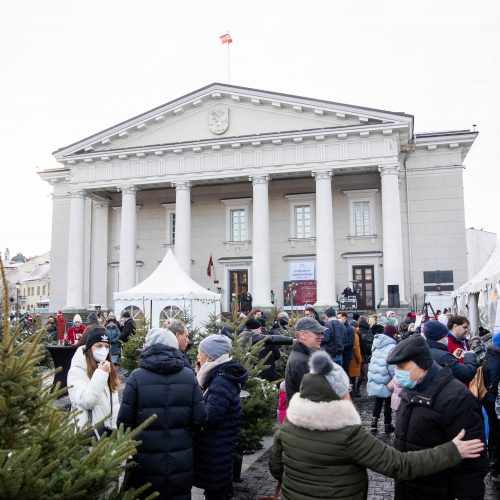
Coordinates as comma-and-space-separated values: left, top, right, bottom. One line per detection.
312, 170, 333, 181
173, 180, 191, 191
250, 175, 270, 186
378, 164, 400, 176
120, 184, 138, 194
68, 189, 86, 199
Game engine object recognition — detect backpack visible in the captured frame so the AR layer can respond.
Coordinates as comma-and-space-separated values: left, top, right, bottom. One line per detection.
360, 327, 374, 355
469, 366, 487, 400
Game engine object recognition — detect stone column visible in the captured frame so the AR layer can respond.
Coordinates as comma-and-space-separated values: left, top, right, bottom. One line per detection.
91, 199, 109, 308
65, 190, 86, 309
313, 170, 336, 308
119, 185, 137, 291
173, 181, 191, 275
250, 175, 274, 308
379, 164, 406, 305
467, 293, 479, 336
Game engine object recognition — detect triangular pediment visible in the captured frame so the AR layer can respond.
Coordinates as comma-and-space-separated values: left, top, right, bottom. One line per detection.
54, 83, 413, 160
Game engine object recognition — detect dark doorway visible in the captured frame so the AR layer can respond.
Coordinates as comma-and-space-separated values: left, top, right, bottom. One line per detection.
229, 270, 249, 312
353, 265, 375, 310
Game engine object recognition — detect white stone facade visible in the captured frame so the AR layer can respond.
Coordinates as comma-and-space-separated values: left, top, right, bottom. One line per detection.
39, 83, 476, 314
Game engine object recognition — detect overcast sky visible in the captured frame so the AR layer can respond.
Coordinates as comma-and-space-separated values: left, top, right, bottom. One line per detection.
1, 0, 499, 258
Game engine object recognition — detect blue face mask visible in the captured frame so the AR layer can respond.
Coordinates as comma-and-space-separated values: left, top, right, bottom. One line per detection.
442, 337, 448, 347
395, 367, 417, 389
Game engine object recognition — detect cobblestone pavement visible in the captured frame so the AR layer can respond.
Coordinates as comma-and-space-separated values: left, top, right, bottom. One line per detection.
233, 390, 500, 500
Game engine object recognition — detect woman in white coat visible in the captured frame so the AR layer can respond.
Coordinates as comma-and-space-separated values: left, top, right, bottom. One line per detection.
68, 328, 120, 436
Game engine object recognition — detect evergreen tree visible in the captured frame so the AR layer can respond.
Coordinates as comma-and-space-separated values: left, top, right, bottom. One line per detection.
0, 258, 156, 499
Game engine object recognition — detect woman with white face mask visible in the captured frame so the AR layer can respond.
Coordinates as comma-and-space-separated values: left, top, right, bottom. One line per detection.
68, 328, 120, 435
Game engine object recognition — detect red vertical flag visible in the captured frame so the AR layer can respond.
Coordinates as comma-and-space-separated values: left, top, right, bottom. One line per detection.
207, 254, 214, 277
220, 33, 233, 44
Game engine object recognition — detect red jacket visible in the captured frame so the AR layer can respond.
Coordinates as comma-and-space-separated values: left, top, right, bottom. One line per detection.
56, 315, 66, 341
278, 391, 287, 424
447, 333, 470, 365
66, 325, 85, 345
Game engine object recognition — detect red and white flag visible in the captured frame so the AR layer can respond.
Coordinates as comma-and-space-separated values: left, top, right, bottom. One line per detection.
220, 33, 233, 44
207, 254, 214, 277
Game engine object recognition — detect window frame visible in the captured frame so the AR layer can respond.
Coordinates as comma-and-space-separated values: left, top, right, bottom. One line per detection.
161, 203, 176, 246
220, 198, 252, 245
285, 193, 316, 242
342, 189, 378, 239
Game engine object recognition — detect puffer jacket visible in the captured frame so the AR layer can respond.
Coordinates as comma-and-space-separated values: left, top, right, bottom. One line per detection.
105, 324, 121, 363
117, 344, 207, 500
394, 363, 488, 499
269, 390, 462, 500
67, 346, 119, 429
193, 359, 248, 491
367, 334, 397, 398
483, 344, 500, 403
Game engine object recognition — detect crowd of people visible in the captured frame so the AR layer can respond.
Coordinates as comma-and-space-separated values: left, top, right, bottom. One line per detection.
59, 304, 500, 499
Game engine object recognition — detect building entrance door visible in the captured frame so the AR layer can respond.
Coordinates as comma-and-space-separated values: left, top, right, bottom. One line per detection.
229, 269, 250, 312
353, 265, 375, 310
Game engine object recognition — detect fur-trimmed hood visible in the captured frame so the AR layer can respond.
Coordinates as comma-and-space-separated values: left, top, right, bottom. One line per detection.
286, 393, 361, 431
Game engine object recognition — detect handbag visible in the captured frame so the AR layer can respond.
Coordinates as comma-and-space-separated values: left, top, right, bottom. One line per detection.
86, 387, 113, 440
469, 366, 487, 400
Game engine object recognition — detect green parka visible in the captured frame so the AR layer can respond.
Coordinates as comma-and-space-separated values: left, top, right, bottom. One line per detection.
269, 376, 462, 500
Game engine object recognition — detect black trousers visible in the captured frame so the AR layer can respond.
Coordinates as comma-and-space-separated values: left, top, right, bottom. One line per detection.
372, 396, 392, 423
483, 399, 500, 473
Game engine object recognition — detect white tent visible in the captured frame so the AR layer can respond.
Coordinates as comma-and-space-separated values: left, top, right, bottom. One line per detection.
452, 239, 500, 332
113, 249, 221, 329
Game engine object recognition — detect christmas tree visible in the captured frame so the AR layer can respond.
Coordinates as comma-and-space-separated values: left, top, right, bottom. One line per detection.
0, 258, 156, 499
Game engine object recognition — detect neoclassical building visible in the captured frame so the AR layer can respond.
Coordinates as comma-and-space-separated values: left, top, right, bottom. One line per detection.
40, 83, 476, 315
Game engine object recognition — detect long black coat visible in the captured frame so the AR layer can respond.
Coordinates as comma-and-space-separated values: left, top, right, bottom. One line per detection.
193, 359, 248, 491
483, 344, 500, 403
118, 344, 207, 500
394, 363, 488, 500
426, 338, 477, 384
285, 342, 313, 404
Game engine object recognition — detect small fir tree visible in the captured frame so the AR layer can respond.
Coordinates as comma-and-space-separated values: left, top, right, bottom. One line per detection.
0, 258, 156, 499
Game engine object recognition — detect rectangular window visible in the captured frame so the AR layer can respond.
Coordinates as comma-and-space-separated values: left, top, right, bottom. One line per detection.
230, 208, 247, 242
294, 205, 311, 238
170, 212, 176, 244
37, 286, 40, 296
353, 201, 371, 236
423, 270, 454, 284
42, 285, 46, 296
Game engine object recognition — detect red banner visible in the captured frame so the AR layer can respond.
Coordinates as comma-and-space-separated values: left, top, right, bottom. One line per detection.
283, 280, 317, 308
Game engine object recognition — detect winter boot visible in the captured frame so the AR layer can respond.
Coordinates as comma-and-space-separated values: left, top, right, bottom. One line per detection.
351, 378, 361, 397
384, 422, 395, 433
370, 417, 378, 432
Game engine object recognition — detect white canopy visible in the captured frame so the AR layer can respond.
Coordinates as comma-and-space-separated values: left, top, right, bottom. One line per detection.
452, 238, 500, 331
114, 249, 221, 328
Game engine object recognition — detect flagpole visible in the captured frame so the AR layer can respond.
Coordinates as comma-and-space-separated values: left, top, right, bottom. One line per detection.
227, 32, 230, 84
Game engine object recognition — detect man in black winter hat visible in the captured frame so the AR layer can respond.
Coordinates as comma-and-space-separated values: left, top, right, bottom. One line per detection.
387, 335, 488, 500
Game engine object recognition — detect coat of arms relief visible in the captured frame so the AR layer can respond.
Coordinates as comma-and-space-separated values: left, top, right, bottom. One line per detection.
208, 108, 229, 135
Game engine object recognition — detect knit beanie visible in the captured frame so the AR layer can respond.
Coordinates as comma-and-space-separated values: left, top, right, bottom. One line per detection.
492, 332, 500, 347
87, 311, 99, 324
300, 351, 350, 402
377, 315, 388, 327
372, 324, 385, 335
145, 328, 179, 349
245, 318, 261, 330
423, 320, 448, 342
85, 328, 110, 351
73, 314, 82, 324
199, 334, 232, 360
384, 324, 398, 337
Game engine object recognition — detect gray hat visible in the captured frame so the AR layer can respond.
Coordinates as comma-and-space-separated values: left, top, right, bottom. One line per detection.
387, 334, 433, 370
145, 328, 179, 349
87, 311, 99, 324
377, 315, 388, 327
199, 334, 232, 360
296, 317, 327, 334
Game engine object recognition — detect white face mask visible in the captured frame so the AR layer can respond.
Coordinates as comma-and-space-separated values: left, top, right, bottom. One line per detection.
92, 347, 109, 363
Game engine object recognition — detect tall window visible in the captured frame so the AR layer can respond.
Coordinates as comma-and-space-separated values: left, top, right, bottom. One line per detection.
353, 201, 371, 236
294, 205, 312, 238
230, 208, 247, 242
169, 212, 176, 245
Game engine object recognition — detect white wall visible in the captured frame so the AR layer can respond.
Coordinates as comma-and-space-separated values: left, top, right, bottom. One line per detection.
466, 228, 497, 279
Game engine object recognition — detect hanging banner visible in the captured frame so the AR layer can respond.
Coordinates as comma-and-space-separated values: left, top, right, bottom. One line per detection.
283, 280, 317, 309
289, 261, 315, 280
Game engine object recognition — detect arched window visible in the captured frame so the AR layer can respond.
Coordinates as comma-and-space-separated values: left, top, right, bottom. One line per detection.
120, 305, 144, 322
159, 305, 181, 326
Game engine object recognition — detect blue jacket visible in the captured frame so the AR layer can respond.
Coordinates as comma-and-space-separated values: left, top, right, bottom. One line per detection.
367, 334, 397, 398
118, 344, 207, 500
426, 338, 477, 384
483, 345, 500, 403
105, 324, 121, 361
193, 359, 248, 491
321, 319, 345, 358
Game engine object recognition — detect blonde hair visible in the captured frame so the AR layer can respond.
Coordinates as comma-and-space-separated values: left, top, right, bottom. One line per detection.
368, 314, 378, 327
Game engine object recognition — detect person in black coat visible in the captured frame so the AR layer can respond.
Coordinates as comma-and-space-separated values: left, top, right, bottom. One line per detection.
387, 335, 489, 500
193, 334, 248, 499
117, 328, 207, 500
483, 332, 500, 480
239, 318, 293, 382
423, 320, 477, 384
119, 311, 136, 343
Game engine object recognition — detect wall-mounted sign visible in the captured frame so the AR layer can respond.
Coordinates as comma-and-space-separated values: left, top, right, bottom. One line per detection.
283, 280, 317, 309
289, 261, 315, 280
